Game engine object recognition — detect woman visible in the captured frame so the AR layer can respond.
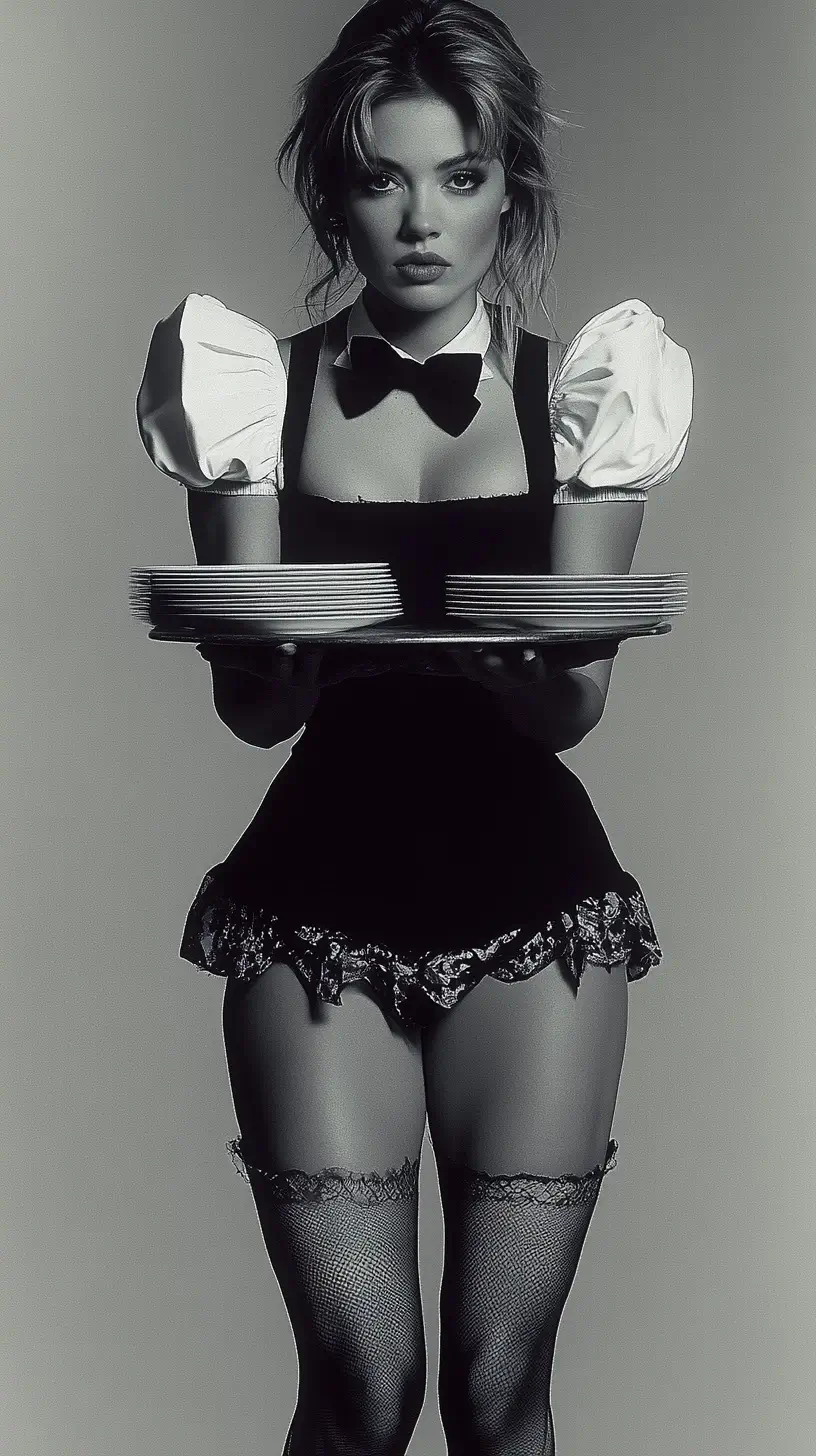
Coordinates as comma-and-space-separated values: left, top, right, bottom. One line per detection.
136, 1, 693, 1451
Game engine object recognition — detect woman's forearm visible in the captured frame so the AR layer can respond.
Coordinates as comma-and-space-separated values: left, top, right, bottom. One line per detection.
493, 670, 604, 750
211, 667, 321, 748
209, 657, 603, 751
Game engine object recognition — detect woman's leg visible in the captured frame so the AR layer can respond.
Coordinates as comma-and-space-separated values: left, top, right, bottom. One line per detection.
223, 966, 429, 1456
421, 956, 629, 1456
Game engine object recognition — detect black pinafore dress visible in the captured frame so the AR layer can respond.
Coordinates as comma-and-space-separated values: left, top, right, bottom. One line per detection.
180, 304, 662, 1032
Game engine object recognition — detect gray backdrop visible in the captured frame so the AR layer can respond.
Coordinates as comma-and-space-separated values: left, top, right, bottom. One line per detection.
3, 1, 814, 1453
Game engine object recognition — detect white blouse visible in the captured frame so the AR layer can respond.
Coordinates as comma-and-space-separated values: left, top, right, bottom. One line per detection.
135, 292, 693, 503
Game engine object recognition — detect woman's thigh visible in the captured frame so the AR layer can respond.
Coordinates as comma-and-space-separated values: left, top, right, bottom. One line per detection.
421, 957, 629, 1175
223, 965, 428, 1172
223, 968, 430, 1450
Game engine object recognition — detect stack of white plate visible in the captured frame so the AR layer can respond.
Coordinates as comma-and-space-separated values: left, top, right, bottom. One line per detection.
130, 563, 403, 636
446, 573, 688, 630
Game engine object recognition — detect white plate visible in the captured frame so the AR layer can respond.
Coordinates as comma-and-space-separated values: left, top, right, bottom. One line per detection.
142, 599, 405, 611
135, 574, 396, 584
454, 605, 686, 614
159, 612, 404, 631
445, 585, 687, 596
134, 563, 394, 574
447, 577, 688, 587
448, 594, 684, 605
141, 592, 402, 606
448, 605, 685, 615
136, 574, 398, 583
133, 572, 396, 587
449, 595, 688, 602
134, 575, 393, 587
446, 572, 688, 580
145, 608, 404, 620
133, 580, 400, 591
448, 597, 687, 608
134, 578, 396, 590
452, 613, 672, 629
445, 573, 687, 585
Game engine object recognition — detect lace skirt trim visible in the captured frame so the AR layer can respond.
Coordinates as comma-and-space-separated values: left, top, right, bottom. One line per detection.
179, 869, 661, 1030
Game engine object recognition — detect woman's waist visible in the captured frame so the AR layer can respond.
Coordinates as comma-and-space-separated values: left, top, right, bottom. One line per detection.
304, 671, 541, 742
276, 718, 578, 821
294, 682, 554, 777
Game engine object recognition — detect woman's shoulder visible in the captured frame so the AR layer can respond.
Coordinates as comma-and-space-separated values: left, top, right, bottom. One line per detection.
135, 293, 288, 493
549, 297, 694, 502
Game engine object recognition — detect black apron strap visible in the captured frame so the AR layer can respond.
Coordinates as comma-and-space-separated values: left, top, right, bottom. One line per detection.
511, 324, 557, 498
279, 304, 355, 493
279, 319, 323, 494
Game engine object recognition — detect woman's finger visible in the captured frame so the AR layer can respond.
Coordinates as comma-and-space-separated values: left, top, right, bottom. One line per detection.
270, 641, 296, 685
482, 647, 551, 685
518, 646, 552, 681
197, 640, 297, 684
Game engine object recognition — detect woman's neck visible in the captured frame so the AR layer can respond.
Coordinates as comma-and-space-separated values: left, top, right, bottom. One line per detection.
361, 284, 479, 362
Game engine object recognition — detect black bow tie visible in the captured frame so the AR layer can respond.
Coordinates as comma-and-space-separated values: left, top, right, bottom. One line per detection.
344, 334, 483, 436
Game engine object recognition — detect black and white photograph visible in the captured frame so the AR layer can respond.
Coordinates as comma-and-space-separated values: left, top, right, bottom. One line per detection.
3, 2, 813, 1453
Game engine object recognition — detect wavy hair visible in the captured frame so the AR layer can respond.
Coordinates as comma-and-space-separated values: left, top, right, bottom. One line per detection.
276, 0, 570, 374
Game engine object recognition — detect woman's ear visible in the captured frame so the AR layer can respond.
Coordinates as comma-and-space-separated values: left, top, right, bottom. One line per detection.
500, 192, 512, 215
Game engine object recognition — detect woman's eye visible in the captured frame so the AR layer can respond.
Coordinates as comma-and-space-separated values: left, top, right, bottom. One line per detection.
447, 170, 485, 192
360, 170, 485, 195
363, 174, 397, 193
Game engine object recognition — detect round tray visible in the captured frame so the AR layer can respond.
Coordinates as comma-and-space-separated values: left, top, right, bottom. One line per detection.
146, 619, 673, 646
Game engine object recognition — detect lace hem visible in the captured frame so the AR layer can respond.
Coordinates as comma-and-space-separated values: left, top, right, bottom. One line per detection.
438, 1138, 618, 1206
180, 871, 661, 1031
227, 1141, 421, 1203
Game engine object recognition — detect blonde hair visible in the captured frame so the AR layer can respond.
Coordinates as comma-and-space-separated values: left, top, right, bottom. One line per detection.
276, 0, 570, 375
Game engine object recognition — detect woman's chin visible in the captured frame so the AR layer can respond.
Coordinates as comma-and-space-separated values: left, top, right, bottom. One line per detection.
366, 276, 480, 318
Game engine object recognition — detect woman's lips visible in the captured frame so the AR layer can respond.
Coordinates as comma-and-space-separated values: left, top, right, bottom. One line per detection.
395, 261, 450, 282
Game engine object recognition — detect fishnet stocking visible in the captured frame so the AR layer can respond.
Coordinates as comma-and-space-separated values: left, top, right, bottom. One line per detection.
228, 1138, 425, 1456
436, 1139, 618, 1456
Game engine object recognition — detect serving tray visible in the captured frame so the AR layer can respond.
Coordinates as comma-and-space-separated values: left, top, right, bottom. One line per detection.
146, 619, 673, 646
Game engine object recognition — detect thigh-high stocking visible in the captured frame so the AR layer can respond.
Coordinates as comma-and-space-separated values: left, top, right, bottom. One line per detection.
222, 969, 428, 1456
423, 957, 629, 1455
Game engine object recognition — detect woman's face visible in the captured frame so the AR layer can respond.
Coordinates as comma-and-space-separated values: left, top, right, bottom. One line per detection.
341, 91, 511, 315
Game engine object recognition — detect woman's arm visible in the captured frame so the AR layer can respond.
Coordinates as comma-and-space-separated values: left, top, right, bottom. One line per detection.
546, 499, 646, 713
453, 501, 645, 749
187, 491, 323, 747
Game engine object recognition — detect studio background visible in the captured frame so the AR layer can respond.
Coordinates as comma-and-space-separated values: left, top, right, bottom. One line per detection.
3, 2, 814, 1453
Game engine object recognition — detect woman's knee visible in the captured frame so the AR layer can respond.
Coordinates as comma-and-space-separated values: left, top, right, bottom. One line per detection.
436, 1142, 618, 1453
307, 1345, 426, 1454
230, 1137, 427, 1450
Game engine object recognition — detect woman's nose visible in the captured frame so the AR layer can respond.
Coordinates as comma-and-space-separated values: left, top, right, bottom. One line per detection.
399, 216, 437, 240
401, 215, 439, 240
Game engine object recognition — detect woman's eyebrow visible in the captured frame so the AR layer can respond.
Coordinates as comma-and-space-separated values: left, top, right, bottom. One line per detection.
367, 150, 483, 172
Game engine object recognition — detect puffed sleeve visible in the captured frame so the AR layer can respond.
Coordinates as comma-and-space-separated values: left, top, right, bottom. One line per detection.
135, 292, 286, 493
548, 298, 693, 503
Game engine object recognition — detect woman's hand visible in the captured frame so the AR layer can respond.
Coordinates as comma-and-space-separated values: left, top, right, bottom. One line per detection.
446, 639, 621, 694
195, 637, 620, 695
195, 640, 325, 689
195, 640, 397, 689
446, 645, 553, 695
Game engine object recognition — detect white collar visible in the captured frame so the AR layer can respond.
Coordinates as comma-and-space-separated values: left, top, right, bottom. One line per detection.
333, 291, 494, 382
